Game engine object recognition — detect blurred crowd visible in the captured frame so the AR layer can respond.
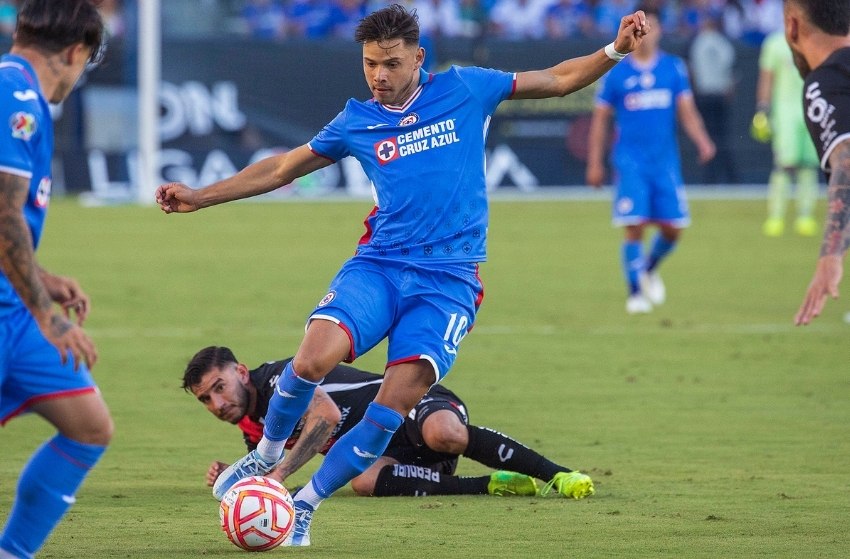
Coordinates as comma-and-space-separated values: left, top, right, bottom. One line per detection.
0, 0, 784, 45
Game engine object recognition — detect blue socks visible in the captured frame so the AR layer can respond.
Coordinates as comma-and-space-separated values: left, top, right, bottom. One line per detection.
647, 233, 676, 273
0, 434, 106, 559
261, 361, 319, 453
621, 241, 644, 295
310, 402, 403, 501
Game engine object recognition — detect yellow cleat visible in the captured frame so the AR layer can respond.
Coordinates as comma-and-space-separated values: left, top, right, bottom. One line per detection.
762, 218, 785, 237
541, 471, 595, 500
794, 216, 818, 237
487, 471, 539, 496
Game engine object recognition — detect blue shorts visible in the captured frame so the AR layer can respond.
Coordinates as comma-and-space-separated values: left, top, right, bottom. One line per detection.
308, 256, 484, 382
612, 156, 690, 227
0, 307, 98, 425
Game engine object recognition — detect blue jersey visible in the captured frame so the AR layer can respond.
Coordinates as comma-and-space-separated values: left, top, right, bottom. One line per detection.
595, 51, 691, 166
0, 54, 54, 313
309, 66, 516, 263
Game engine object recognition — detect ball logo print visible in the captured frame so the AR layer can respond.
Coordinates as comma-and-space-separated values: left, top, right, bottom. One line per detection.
219, 476, 295, 551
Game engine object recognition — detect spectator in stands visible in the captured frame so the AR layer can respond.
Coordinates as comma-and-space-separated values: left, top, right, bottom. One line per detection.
545, 0, 595, 39
99, 0, 126, 39
0, 0, 16, 38
738, 0, 783, 45
242, 0, 288, 40
689, 8, 738, 184
488, 0, 553, 40
327, 0, 368, 39
593, 0, 636, 37
287, 0, 333, 38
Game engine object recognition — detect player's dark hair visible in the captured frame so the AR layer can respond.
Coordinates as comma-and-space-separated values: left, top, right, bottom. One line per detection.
354, 3, 419, 46
182, 346, 238, 392
14, 0, 105, 64
787, 0, 850, 36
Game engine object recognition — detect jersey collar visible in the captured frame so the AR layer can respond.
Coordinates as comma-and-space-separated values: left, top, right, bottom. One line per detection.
0, 54, 42, 94
380, 68, 432, 114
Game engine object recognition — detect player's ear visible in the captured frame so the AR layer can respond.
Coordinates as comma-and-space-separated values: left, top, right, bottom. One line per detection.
236, 363, 250, 382
416, 46, 425, 70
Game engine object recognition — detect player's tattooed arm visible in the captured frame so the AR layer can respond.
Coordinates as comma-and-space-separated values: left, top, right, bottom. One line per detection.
822, 140, 850, 257
0, 172, 59, 328
274, 389, 339, 481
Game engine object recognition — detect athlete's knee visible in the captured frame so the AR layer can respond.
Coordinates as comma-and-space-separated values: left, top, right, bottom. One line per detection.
66, 413, 114, 446
350, 473, 378, 496
422, 412, 468, 454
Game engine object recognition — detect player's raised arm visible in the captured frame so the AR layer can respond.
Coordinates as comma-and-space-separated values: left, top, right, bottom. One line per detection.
513, 10, 649, 100
155, 144, 332, 213
795, 140, 850, 325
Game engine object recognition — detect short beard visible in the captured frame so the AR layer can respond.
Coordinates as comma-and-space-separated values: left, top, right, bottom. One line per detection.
791, 48, 811, 78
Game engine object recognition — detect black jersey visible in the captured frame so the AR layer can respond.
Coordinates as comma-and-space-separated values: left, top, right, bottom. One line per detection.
237, 359, 463, 456
803, 47, 850, 175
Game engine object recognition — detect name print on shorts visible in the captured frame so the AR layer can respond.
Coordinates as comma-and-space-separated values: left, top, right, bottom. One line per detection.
374, 118, 460, 165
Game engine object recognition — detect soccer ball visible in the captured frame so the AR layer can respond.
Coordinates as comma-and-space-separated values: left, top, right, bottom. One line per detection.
219, 476, 295, 551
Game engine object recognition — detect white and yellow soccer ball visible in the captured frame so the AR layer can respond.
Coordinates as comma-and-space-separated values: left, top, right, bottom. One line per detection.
219, 476, 295, 551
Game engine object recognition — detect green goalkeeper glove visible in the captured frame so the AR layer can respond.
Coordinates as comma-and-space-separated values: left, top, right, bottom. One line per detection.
750, 111, 771, 143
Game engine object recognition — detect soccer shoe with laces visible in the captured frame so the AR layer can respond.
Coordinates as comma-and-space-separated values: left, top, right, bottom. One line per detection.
283, 501, 314, 547
541, 471, 595, 500
212, 450, 281, 501
794, 216, 818, 237
487, 471, 539, 496
762, 218, 785, 237
640, 271, 666, 306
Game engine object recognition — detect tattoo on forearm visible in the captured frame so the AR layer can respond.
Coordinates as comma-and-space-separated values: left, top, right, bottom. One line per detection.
277, 418, 334, 479
822, 142, 850, 257
0, 174, 53, 316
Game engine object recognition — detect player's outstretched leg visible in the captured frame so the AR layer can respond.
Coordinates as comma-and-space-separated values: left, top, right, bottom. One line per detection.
541, 471, 595, 499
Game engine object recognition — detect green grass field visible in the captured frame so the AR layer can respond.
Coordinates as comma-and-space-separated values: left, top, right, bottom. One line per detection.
1, 196, 848, 558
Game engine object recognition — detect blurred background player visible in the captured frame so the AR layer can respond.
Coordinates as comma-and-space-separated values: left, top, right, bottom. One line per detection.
752, 28, 820, 238
586, 5, 715, 314
785, 0, 850, 325
184, 346, 594, 499
0, 2, 113, 558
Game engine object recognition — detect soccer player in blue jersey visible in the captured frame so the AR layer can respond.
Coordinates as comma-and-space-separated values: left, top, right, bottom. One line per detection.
0, 2, 113, 558
586, 6, 716, 315
157, 3, 648, 547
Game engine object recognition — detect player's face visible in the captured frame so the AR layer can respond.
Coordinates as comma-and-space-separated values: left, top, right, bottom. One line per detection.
362, 39, 424, 106
190, 364, 252, 424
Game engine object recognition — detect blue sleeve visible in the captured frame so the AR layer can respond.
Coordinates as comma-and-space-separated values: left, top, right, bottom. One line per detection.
0, 87, 38, 177
307, 104, 351, 162
453, 65, 515, 114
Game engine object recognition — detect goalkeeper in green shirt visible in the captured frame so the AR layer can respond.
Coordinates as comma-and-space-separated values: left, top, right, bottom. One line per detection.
752, 30, 820, 237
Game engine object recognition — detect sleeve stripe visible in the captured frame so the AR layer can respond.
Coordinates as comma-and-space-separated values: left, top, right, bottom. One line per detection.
0, 164, 33, 179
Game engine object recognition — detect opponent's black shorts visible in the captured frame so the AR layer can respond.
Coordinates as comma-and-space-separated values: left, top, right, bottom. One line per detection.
382, 384, 468, 475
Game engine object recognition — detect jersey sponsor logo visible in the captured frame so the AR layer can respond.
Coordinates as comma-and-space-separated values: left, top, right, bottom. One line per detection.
616, 197, 634, 215
317, 290, 336, 307
375, 118, 461, 165
35, 177, 51, 208
805, 81, 838, 152
374, 138, 400, 165
397, 112, 420, 126
9, 111, 37, 141
13, 89, 39, 102
624, 89, 672, 111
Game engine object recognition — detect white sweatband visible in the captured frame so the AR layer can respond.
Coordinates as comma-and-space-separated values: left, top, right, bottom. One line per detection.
604, 42, 628, 62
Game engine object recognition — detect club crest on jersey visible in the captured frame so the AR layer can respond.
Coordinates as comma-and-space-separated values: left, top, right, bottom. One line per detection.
397, 113, 420, 127
374, 138, 400, 165
9, 112, 36, 141
318, 291, 336, 307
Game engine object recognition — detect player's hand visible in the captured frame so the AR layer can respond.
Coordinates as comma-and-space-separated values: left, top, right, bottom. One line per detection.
206, 461, 230, 487
697, 138, 716, 164
586, 162, 606, 188
613, 10, 650, 54
795, 254, 843, 325
41, 272, 90, 325
155, 182, 200, 213
38, 313, 98, 371
750, 111, 771, 143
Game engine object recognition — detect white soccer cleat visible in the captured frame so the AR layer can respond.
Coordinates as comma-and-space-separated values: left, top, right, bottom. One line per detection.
212, 450, 282, 501
283, 501, 314, 547
640, 271, 666, 306
626, 294, 652, 314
